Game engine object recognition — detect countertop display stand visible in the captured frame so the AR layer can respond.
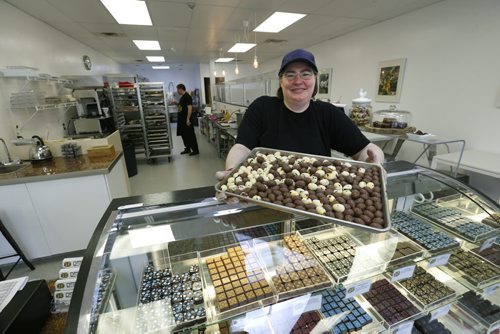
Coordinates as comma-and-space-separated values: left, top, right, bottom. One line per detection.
66, 162, 500, 334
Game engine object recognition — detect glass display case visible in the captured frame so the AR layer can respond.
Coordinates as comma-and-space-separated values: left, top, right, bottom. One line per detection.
67, 164, 500, 334
371, 105, 412, 129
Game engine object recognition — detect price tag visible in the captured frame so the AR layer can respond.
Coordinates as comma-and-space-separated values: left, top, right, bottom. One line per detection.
391, 265, 416, 282
430, 304, 451, 321
483, 283, 500, 297
427, 253, 451, 269
345, 280, 372, 299
480, 236, 497, 252
393, 321, 414, 334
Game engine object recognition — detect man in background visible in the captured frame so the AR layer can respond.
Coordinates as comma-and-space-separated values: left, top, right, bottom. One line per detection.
176, 83, 199, 156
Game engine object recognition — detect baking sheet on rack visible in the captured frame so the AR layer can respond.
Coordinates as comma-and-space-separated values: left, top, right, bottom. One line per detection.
215, 147, 391, 233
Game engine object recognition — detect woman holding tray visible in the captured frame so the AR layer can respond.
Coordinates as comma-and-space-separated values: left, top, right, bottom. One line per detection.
216, 49, 384, 180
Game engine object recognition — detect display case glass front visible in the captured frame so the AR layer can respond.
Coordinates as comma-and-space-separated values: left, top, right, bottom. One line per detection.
70, 166, 500, 334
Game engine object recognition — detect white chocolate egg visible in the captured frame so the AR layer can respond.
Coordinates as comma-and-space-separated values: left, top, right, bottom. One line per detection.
308, 183, 318, 191
342, 190, 352, 196
318, 185, 326, 191
358, 167, 366, 174
343, 184, 352, 190
359, 181, 367, 188
290, 190, 299, 198
367, 182, 375, 189
333, 204, 345, 212
252, 195, 262, 200
320, 179, 329, 186
221, 185, 228, 191
333, 182, 342, 190
316, 206, 326, 215
327, 195, 335, 203
312, 199, 322, 207
341, 171, 350, 177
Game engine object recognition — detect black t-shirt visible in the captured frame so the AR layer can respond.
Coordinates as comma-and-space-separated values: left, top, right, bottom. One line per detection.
236, 96, 370, 157
178, 93, 193, 116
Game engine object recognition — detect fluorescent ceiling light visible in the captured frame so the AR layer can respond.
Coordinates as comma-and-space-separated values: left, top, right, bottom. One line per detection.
215, 58, 234, 63
134, 40, 161, 50
146, 56, 165, 62
228, 43, 256, 53
100, 0, 152, 26
152, 66, 170, 69
254, 12, 306, 33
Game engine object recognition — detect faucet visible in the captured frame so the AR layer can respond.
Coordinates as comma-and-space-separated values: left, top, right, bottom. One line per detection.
0, 138, 13, 164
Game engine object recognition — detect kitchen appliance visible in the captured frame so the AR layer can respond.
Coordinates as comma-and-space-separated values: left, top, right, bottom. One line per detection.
73, 117, 114, 135
74, 89, 103, 118
29, 136, 53, 162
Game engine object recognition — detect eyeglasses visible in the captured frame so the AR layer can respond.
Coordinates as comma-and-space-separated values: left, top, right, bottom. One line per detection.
281, 70, 315, 81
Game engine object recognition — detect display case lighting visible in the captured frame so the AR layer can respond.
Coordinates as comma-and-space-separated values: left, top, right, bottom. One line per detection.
152, 66, 170, 69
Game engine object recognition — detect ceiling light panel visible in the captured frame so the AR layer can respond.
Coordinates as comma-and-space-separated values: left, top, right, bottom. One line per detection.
100, 0, 152, 26
254, 12, 306, 33
147, 56, 165, 62
228, 43, 256, 53
134, 40, 161, 50
215, 58, 234, 62
152, 66, 170, 69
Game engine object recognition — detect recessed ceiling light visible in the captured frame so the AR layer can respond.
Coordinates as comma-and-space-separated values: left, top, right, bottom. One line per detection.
215, 58, 234, 63
100, 0, 152, 26
152, 66, 170, 69
134, 40, 161, 50
228, 43, 256, 53
254, 12, 306, 33
147, 56, 165, 62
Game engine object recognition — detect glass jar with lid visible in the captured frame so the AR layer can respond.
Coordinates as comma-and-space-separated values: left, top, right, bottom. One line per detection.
349, 89, 372, 126
371, 105, 412, 129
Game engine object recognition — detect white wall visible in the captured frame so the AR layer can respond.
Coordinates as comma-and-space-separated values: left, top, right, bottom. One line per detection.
313, 0, 500, 158
121, 64, 202, 97
0, 1, 120, 160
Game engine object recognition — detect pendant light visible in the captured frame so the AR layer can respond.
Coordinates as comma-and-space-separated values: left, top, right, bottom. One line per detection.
235, 54, 239, 75
253, 13, 259, 69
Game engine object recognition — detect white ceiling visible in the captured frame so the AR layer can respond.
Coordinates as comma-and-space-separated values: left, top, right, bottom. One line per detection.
6, 0, 442, 65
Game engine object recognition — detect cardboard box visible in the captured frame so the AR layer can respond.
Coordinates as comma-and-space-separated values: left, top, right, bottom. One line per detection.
87, 145, 115, 159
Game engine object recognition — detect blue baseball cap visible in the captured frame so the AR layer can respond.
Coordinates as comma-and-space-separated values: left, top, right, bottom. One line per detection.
279, 49, 318, 76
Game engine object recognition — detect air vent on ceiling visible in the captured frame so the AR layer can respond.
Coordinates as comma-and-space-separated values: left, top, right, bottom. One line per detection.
97, 32, 123, 37
135, 59, 145, 62
262, 38, 287, 44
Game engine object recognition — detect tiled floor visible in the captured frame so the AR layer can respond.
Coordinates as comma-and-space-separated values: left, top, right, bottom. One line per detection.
3, 124, 226, 281
129, 124, 225, 195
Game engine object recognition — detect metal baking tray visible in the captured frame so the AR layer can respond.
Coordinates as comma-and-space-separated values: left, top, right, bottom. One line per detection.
215, 147, 391, 233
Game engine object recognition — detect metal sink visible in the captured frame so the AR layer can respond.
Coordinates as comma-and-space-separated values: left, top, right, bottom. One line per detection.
0, 163, 29, 175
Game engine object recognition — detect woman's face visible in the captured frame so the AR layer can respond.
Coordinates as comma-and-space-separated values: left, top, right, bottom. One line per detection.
279, 62, 316, 106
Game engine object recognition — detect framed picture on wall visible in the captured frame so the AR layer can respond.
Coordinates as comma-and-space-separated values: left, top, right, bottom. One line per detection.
316, 68, 332, 99
375, 58, 406, 102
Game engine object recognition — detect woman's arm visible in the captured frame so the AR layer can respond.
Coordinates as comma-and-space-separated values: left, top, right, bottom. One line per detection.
215, 143, 251, 180
351, 143, 385, 164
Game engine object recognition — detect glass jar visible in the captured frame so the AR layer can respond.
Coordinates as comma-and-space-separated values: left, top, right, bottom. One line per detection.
349, 89, 372, 126
372, 105, 412, 129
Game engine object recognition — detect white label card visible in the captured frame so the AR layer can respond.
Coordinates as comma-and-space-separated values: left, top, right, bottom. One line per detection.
394, 321, 414, 334
480, 237, 497, 252
391, 265, 416, 282
427, 253, 451, 269
345, 280, 372, 299
292, 295, 323, 316
483, 283, 500, 297
430, 304, 451, 321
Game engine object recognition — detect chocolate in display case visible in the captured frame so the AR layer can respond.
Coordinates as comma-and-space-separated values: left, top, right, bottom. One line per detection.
66, 164, 500, 333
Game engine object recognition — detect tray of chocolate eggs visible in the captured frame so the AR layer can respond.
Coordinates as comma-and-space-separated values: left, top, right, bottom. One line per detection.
216, 148, 390, 233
